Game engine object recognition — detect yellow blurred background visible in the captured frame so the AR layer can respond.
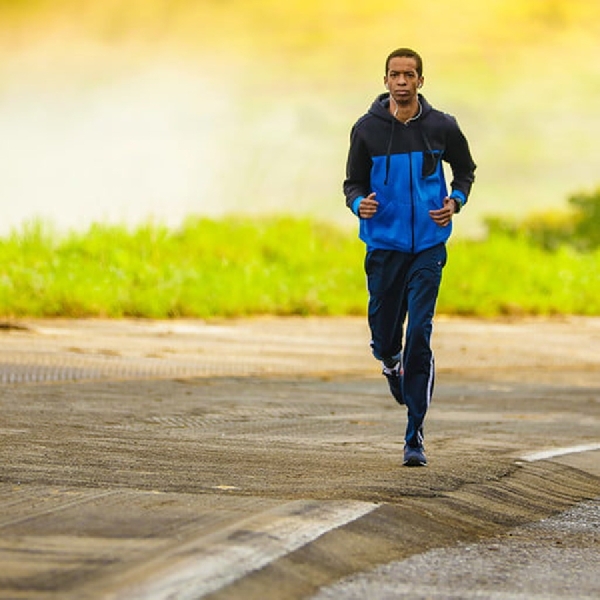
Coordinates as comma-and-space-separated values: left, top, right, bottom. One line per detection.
1, 0, 599, 235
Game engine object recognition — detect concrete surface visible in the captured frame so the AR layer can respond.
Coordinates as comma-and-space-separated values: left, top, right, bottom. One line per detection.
0, 316, 599, 599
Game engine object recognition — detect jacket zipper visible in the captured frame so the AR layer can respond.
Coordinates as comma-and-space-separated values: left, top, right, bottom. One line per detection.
409, 150, 415, 253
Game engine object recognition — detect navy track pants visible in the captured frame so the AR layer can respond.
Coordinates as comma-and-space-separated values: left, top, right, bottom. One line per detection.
365, 243, 447, 448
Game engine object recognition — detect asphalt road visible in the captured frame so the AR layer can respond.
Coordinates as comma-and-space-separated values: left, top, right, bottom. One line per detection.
0, 316, 599, 599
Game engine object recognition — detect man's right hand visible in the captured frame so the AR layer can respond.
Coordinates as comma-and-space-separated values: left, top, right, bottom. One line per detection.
358, 193, 379, 219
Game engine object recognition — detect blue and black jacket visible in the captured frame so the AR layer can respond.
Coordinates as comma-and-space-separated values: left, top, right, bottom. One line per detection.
344, 93, 476, 253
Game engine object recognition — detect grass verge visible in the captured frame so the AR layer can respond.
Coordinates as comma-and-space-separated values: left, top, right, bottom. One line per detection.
1, 216, 598, 319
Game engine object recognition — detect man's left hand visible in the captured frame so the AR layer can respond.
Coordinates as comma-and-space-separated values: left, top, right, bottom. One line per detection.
429, 197, 457, 227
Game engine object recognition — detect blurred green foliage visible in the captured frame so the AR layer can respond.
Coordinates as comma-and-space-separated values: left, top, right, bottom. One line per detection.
0, 217, 366, 318
1, 195, 599, 319
569, 187, 600, 250
484, 186, 600, 252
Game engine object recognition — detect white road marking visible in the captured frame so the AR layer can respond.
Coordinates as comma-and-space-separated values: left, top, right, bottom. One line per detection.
105, 499, 378, 600
520, 442, 600, 462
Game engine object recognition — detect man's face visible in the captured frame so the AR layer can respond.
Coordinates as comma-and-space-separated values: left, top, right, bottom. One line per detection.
384, 56, 424, 106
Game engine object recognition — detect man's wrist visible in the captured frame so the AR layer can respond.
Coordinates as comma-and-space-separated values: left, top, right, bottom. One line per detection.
351, 196, 364, 216
449, 193, 464, 213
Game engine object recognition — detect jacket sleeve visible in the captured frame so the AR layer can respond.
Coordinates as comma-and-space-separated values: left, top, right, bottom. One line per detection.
443, 117, 476, 209
343, 123, 372, 215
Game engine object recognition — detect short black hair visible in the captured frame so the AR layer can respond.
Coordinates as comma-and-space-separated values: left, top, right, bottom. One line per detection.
385, 48, 423, 77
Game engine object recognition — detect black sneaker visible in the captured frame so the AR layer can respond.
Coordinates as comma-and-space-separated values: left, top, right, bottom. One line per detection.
382, 364, 404, 405
403, 445, 427, 467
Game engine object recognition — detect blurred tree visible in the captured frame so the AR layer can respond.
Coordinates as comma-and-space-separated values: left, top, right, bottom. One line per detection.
569, 186, 600, 251
484, 185, 600, 252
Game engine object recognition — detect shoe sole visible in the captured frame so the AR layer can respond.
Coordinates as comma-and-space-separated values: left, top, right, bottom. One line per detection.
403, 451, 427, 467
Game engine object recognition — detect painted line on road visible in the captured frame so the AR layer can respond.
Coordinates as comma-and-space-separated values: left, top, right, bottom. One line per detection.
520, 442, 600, 462
104, 499, 378, 600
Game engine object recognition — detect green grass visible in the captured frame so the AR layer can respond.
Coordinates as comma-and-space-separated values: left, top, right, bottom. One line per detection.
1, 216, 598, 319
441, 234, 600, 316
0, 217, 366, 318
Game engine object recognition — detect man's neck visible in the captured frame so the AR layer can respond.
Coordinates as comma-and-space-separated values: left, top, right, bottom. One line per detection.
390, 99, 421, 124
